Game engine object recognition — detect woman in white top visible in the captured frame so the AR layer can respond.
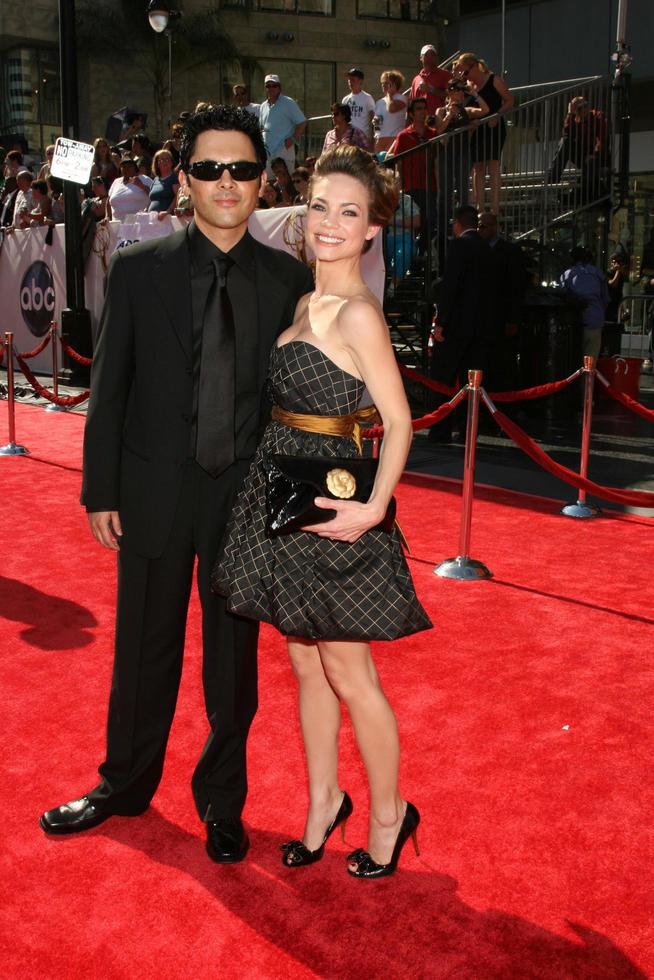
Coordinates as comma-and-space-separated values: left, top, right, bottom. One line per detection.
373, 71, 408, 154
106, 157, 152, 220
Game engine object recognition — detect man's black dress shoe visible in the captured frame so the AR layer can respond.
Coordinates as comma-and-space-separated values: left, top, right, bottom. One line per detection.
39, 796, 147, 835
206, 818, 250, 864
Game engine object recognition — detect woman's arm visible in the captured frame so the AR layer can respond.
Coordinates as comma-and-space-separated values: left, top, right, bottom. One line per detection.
388, 95, 407, 114
433, 107, 450, 135
466, 91, 489, 119
494, 74, 514, 113
305, 298, 412, 542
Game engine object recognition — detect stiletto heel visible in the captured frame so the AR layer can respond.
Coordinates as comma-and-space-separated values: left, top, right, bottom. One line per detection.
281, 791, 353, 867
346, 801, 420, 879
340, 819, 348, 843
411, 829, 420, 856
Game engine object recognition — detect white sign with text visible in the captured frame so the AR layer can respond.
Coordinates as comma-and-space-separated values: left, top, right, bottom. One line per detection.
50, 137, 95, 184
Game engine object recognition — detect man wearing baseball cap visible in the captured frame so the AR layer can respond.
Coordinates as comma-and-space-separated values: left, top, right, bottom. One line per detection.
409, 44, 452, 116
258, 73, 306, 175
341, 68, 375, 150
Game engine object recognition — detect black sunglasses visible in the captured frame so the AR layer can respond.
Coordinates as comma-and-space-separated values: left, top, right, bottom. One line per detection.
187, 160, 263, 182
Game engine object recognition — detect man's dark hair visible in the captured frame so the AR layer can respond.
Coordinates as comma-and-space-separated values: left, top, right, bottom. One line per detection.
179, 104, 267, 173
32, 179, 48, 195
454, 205, 478, 230
407, 98, 427, 116
6, 149, 23, 164
570, 245, 592, 264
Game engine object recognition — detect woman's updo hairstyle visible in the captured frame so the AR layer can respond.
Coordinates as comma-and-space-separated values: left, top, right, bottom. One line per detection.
310, 146, 399, 251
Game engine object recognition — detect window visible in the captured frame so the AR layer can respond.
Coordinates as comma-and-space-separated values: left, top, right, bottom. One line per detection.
357, 0, 429, 19
222, 0, 334, 13
0, 47, 60, 156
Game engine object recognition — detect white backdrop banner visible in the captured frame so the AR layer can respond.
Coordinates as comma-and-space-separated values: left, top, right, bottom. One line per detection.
0, 209, 384, 374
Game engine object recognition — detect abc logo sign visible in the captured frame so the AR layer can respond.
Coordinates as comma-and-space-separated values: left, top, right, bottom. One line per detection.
20, 261, 55, 336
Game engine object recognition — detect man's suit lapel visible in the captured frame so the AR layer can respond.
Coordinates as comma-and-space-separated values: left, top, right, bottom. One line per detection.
151, 229, 193, 362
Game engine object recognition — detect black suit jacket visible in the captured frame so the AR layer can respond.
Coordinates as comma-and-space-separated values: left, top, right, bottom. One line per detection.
81, 227, 314, 558
436, 231, 493, 341
489, 237, 527, 332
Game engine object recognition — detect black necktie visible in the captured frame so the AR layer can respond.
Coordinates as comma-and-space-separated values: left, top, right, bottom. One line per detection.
196, 255, 235, 477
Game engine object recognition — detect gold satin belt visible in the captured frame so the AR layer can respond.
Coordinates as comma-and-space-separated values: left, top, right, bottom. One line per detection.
271, 404, 381, 454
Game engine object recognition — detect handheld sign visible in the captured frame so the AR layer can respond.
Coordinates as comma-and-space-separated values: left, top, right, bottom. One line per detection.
50, 137, 95, 185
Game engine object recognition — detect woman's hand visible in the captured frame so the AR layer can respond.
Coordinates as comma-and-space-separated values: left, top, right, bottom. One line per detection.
301, 498, 386, 543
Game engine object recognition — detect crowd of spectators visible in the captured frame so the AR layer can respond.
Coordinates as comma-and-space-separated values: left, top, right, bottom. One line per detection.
0, 41, 613, 277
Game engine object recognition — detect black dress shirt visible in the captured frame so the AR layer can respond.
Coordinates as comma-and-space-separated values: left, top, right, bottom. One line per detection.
187, 220, 260, 461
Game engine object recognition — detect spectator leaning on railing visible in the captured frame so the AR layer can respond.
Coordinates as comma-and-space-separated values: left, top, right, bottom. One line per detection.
387, 98, 437, 256
106, 155, 152, 220
12, 170, 34, 229
454, 53, 513, 216
148, 148, 180, 218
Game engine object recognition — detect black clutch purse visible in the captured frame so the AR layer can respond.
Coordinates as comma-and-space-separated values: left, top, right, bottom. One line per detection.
263, 454, 396, 537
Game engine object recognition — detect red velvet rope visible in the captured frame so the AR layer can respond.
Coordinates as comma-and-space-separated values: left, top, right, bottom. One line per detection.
59, 335, 93, 367
489, 372, 582, 402
398, 362, 581, 402
596, 372, 654, 424
398, 363, 456, 396
16, 332, 52, 360
491, 408, 654, 508
14, 351, 90, 407
363, 398, 457, 440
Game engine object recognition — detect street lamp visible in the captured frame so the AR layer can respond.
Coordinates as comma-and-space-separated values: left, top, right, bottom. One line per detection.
146, 1, 182, 128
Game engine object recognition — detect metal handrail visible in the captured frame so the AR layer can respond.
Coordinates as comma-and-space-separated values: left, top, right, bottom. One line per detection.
511, 75, 603, 94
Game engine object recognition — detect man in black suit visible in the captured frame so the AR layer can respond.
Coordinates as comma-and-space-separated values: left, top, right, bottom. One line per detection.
429, 205, 492, 440
40, 106, 313, 862
478, 211, 527, 393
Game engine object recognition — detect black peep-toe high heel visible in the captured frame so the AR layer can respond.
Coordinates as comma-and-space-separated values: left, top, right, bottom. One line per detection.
346, 801, 420, 879
281, 791, 353, 867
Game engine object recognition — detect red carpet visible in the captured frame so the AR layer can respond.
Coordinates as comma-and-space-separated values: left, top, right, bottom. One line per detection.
1, 402, 652, 979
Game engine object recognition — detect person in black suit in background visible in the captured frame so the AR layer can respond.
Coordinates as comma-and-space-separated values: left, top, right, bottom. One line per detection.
478, 211, 527, 393
429, 205, 492, 441
40, 106, 314, 863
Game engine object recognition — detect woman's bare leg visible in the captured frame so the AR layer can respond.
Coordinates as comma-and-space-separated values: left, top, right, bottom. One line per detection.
318, 640, 404, 865
489, 160, 501, 215
287, 637, 344, 851
471, 163, 486, 211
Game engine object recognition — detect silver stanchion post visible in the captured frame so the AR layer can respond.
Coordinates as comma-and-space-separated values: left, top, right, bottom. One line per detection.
45, 320, 67, 413
0, 332, 29, 456
435, 369, 492, 580
561, 355, 601, 518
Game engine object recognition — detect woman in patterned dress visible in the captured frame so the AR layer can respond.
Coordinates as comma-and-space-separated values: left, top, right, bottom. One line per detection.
213, 146, 431, 877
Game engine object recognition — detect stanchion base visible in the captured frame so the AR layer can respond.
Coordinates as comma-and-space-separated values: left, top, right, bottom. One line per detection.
0, 442, 29, 456
561, 500, 602, 519
434, 556, 493, 580
45, 402, 68, 413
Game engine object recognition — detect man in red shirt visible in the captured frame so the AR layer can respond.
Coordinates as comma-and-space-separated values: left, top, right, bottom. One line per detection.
409, 44, 452, 117
388, 97, 437, 254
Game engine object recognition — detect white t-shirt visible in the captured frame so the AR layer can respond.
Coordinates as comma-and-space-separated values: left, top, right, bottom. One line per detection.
374, 94, 408, 139
243, 102, 260, 120
342, 90, 375, 144
108, 176, 153, 219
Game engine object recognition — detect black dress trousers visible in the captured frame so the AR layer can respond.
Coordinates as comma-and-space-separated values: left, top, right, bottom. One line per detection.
88, 457, 258, 821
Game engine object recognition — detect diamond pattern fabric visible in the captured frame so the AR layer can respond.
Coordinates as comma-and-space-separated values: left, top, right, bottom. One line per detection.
212, 341, 432, 641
